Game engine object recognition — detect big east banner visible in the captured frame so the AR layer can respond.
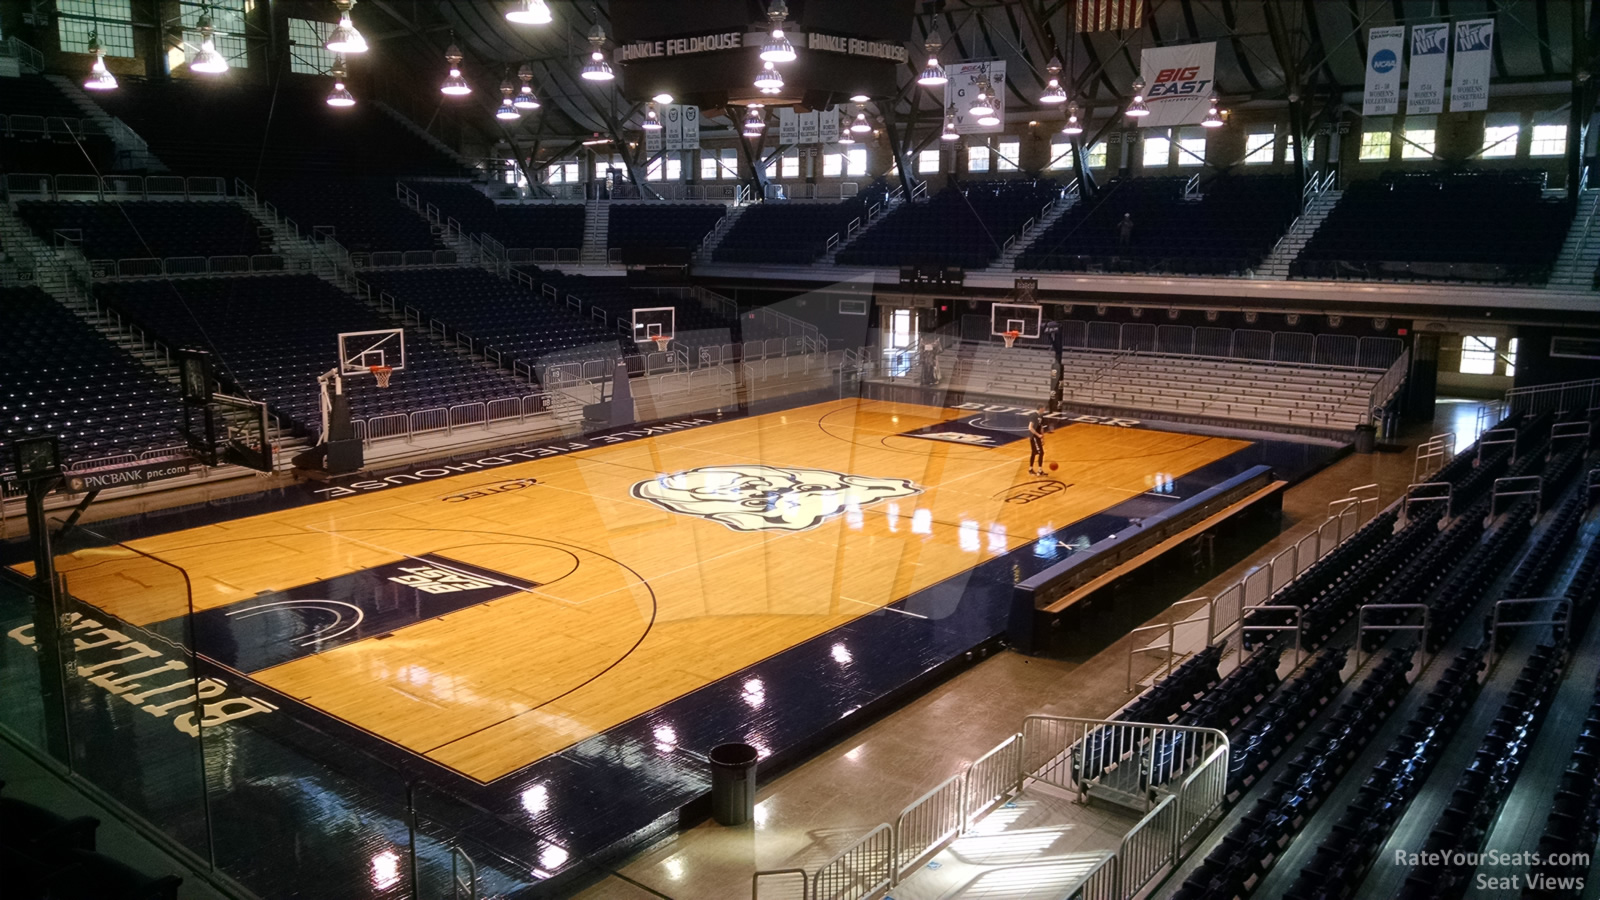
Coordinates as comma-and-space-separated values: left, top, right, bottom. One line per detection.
1136, 42, 1216, 128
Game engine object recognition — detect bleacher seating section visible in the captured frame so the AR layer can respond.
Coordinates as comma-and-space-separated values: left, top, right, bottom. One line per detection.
1291, 171, 1570, 284
361, 268, 629, 366
0, 75, 115, 174
86, 78, 465, 178
1526, 670, 1600, 898
92, 275, 532, 432
403, 182, 587, 252
1016, 175, 1299, 275
607, 204, 726, 265
0, 286, 186, 465
257, 180, 440, 255
1148, 409, 1600, 900
956, 341, 1386, 431
836, 179, 1061, 269
14, 200, 268, 262
0, 783, 182, 900
531, 269, 733, 341
714, 181, 892, 264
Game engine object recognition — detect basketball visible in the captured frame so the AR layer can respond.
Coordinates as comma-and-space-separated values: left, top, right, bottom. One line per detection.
1049, 462, 1058, 471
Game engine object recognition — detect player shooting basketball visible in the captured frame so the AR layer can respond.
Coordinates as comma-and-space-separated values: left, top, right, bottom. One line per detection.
1027, 405, 1047, 476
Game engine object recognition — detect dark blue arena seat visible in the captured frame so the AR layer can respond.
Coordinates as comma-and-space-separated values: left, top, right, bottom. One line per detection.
256, 180, 440, 255
362, 267, 629, 366
92, 275, 533, 432
607, 203, 726, 265
403, 182, 587, 252
713, 181, 892, 264
86, 77, 466, 179
0, 286, 187, 466
1292, 171, 1570, 284
14, 200, 268, 261
835, 179, 1062, 269
0, 76, 116, 174
1017, 175, 1299, 275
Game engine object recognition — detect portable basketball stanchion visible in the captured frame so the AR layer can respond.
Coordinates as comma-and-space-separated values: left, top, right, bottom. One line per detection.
1002, 330, 1020, 349
370, 365, 393, 388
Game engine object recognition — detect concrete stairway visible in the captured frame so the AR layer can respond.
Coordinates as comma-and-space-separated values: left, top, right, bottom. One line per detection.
42, 73, 166, 172
373, 101, 475, 171
0, 202, 87, 298
691, 204, 746, 263
993, 192, 1082, 272
1251, 189, 1342, 280
819, 193, 904, 265
1546, 189, 1600, 290
580, 200, 611, 265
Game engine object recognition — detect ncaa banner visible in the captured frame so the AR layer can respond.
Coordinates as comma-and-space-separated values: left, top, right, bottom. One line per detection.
1450, 19, 1494, 112
644, 123, 663, 154
945, 61, 1007, 135
1363, 26, 1405, 115
1136, 42, 1216, 128
818, 107, 840, 142
797, 110, 820, 144
1406, 23, 1449, 115
777, 107, 799, 144
663, 104, 683, 150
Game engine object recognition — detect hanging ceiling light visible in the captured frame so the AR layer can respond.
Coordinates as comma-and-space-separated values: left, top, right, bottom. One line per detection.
190, 13, 230, 75
326, 0, 367, 54
440, 43, 471, 95
1039, 57, 1067, 104
1126, 77, 1150, 117
968, 78, 995, 118
941, 103, 959, 141
652, 92, 674, 104
838, 124, 856, 145
642, 103, 662, 130
918, 21, 947, 86
83, 33, 117, 91
326, 56, 354, 107
497, 78, 522, 120
1201, 96, 1225, 128
1062, 101, 1084, 135
754, 60, 784, 93
505, 0, 553, 26
743, 105, 767, 135
513, 63, 540, 110
850, 104, 871, 133
759, 0, 796, 63
580, 21, 614, 81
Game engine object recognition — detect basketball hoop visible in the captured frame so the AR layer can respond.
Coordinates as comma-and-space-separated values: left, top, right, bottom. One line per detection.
649, 335, 672, 352
1002, 330, 1021, 349
369, 365, 393, 388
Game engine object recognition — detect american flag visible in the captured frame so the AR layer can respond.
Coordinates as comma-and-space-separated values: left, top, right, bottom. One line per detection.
1076, 0, 1144, 32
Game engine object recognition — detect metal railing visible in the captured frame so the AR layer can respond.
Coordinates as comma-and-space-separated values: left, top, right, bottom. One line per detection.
3, 172, 225, 202
811, 824, 892, 900
892, 775, 963, 881
1504, 377, 1600, 417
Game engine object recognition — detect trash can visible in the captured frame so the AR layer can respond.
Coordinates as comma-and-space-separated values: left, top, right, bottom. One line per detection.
1354, 423, 1377, 454
709, 742, 759, 826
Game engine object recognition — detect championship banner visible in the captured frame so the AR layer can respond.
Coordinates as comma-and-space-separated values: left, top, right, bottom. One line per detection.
818, 107, 840, 142
645, 121, 663, 153
1449, 19, 1493, 112
1076, 0, 1143, 33
797, 110, 820, 144
778, 107, 799, 144
1362, 26, 1405, 116
945, 61, 1007, 135
663, 103, 683, 149
1135, 42, 1215, 127
1406, 23, 1449, 115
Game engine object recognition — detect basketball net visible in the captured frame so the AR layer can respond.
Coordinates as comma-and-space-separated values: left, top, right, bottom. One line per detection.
1002, 330, 1021, 349
650, 335, 671, 352
370, 365, 393, 388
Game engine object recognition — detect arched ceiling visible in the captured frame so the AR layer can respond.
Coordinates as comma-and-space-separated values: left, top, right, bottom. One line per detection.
361, 0, 1592, 146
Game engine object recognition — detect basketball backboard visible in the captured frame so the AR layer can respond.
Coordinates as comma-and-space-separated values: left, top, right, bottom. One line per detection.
338, 329, 406, 376
631, 307, 676, 347
990, 302, 1043, 339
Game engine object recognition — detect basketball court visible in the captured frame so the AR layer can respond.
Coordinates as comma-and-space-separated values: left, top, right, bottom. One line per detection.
32, 397, 1250, 783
